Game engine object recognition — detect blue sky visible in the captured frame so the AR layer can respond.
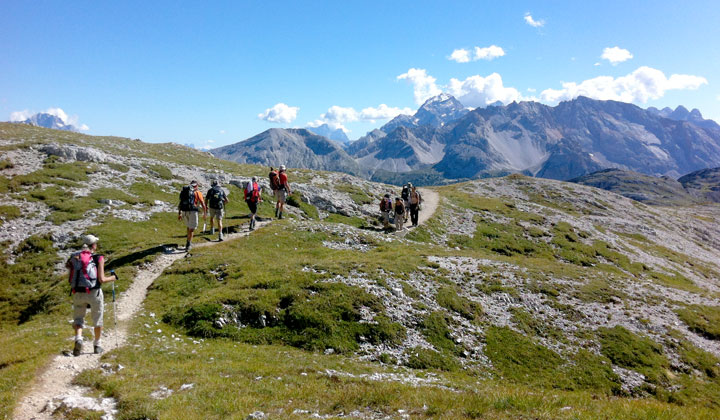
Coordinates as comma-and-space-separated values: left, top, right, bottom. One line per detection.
2, 1, 719, 147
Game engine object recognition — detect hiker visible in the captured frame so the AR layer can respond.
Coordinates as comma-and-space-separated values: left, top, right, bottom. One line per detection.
244, 176, 261, 231
379, 193, 393, 228
401, 182, 412, 225
177, 180, 207, 252
66, 234, 117, 356
394, 197, 406, 231
206, 180, 228, 241
274, 165, 291, 219
409, 186, 423, 227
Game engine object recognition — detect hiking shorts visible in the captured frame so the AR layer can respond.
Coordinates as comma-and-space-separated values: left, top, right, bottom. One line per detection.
209, 208, 224, 221
246, 200, 258, 214
274, 189, 287, 204
73, 289, 104, 327
182, 211, 199, 229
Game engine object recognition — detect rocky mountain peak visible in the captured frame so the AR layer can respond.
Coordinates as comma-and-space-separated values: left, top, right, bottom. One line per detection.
15, 113, 80, 132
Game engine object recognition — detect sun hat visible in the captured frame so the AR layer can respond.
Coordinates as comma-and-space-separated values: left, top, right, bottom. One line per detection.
211, 179, 219, 186
83, 234, 99, 246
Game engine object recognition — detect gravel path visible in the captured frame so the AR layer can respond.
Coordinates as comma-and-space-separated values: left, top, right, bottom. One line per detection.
13, 220, 270, 420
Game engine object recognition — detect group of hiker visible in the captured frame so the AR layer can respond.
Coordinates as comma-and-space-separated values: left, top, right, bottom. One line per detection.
177, 165, 291, 252
66, 168, 424, 357
380, 182, 423, 230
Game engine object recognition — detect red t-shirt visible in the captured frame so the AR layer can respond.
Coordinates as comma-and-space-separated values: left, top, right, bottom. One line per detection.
279, 172, 288, 188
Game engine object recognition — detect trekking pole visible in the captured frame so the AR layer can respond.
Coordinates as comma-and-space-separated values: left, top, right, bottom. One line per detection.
110, 270, 119, 350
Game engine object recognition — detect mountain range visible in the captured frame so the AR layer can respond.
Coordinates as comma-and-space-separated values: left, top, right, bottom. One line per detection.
211, 95, 720, 186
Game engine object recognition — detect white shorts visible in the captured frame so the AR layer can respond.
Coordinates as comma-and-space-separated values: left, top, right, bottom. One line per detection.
182, 211, 199, 229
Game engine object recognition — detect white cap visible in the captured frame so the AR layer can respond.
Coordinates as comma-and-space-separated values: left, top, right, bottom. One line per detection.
83, 234, 99, 246
279, 165, 286, 171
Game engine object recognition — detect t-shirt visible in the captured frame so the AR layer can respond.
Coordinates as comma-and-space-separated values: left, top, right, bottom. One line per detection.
279, 172, 288, 189
193, 190, 206, 210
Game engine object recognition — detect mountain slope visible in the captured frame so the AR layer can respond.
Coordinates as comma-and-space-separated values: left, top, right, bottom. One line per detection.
5, 123, 720, 419
210, 128, 361, 175
569, 168, 700, 205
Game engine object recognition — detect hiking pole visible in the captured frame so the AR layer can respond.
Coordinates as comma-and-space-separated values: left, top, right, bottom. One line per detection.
110, 270, 119, 350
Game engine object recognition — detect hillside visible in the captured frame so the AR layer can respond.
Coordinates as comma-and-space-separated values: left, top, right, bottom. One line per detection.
569, 168, 701, 206
4, 123, 720, 419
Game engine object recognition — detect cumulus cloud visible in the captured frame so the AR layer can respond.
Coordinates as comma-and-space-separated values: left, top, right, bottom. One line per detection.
601, 46, 633, 65
449, 45, 505, 63
359, 104, 414, 121
449, 49, 471, 63
474, 45, 505, 60
397, 68, 443, 105
308, 104, 413, 130
540, 66, 708, 104
10, 107, 89, 130
258, 103, 299, 124
447, 73, 522, 107
9, 110, 33, 122
524, 13, 545, 28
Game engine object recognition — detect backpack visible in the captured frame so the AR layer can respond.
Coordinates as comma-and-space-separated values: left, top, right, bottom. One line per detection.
410, 191, 421, 205
395, 201, 405, 215
246, 182, 260, 203
179, 185, 198, 211
401, 186, 410, 201
207, 186, 225, 209
269, 171, 281, 191
380, 198, 392, 212
69, 251, 101, 291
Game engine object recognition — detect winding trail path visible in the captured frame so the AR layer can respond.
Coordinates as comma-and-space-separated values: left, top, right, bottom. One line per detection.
14, 221, 269, 420
14, 189, 442, 419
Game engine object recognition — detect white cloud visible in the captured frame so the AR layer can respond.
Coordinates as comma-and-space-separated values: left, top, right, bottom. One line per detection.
359, 104, 414, 121
474, 45, 505, 60
601, 46, 633, 65
10, 107, 89, 130
449, 49, 471, 63
540, 66, 708, 104
594, 62, 601, 66
258, 103, 299, 124
9, 110, 33, 122
219, 130, 226, 135
449, 45, 505, 63
308, 104, 413, 130
447, 73, 522, 107
524, 13, 545, 28
397, 68, 443, 105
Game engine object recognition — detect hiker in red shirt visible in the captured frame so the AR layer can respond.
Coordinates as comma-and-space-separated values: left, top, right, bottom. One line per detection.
244, 176, 262, 231
275, 165, 291, 219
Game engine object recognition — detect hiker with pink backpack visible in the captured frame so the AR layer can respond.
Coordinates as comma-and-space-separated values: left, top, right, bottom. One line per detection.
66, 234, 117, 356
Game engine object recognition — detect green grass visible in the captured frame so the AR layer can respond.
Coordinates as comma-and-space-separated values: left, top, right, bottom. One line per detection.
0, 204, 21, 226
485, 326, 620, 394
0, 158, 13, 170
436, 286, 482, 320
676, 305, 720, 340
598, 326, 669, 385
335, 182, 375, 205
147, 164, 174, 180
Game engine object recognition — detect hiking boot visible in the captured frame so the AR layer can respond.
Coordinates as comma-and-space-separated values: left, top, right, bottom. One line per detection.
218, 232, 224, 241
275, 208, 279, 218
278, 211, 283, 220
94, 345, 103, 354
185, 241, 192, 252
73, 340, 83, 357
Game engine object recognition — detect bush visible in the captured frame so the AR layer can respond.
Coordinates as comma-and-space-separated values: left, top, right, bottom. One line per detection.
405, 347, 459, 371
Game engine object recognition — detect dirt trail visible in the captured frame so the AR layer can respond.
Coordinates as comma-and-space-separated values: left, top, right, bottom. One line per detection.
417, 188, 439, 226
14, 221, 269, 420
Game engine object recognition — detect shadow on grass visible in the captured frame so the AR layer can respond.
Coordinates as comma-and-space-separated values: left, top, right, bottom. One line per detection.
106, 244, 173, 270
